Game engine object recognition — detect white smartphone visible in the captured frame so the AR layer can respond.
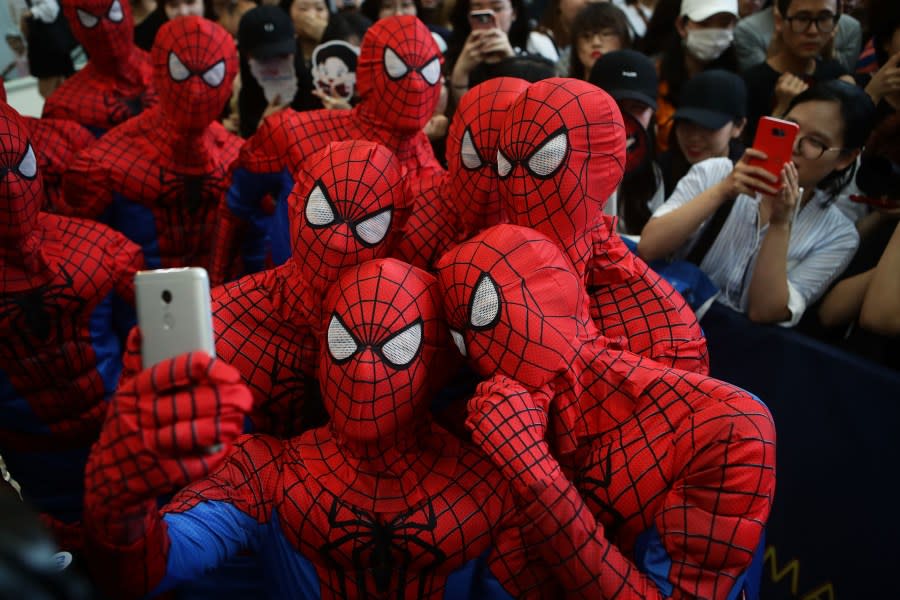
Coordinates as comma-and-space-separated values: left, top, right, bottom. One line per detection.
135, 268, 216, 369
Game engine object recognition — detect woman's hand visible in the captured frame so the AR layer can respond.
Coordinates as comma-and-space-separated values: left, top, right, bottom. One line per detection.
865, 52, 900, 105
770, 161, 801, 226
477, 28, 515, 64
718, 148, 781, 198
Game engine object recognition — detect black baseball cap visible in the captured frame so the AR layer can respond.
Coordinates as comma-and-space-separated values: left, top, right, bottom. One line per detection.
589, 50, 658, 111
238, 6, 297, 60
673, 69, 747, 130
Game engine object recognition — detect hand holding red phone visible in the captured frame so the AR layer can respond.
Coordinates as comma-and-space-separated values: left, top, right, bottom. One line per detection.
720, 148, 782, 198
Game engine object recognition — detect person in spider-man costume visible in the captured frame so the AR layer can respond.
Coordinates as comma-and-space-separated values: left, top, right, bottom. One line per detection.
84, 258, 561, 600
0, 82, 95, 211
0, 101, 144, 552
61, 17, 241, 271
435, 224, 776, 599
42, 0, 157, 135
209, 15, 444, 286
496, 78, 709, 374
120, 140, 408, 438
392, 77, 530, 270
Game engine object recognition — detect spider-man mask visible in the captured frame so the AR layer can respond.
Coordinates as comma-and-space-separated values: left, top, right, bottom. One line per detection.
152, 17, 237, 132
63, 0, 134, 74
291, 141, 403, 276
356, 16, 442, 134
497, 78, 626, 247
0, 102, 41, 244
446, 77, 529, 229
435, 224, 588, 390
321, 258, 445, 444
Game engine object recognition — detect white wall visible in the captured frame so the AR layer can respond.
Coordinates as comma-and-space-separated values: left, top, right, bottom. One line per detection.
3, 75, 44, 116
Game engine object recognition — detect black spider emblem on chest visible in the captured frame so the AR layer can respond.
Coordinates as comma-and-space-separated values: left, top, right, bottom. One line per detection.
320, 496, 446, 599
157, 170, 226, 215
0, 266, 86, 351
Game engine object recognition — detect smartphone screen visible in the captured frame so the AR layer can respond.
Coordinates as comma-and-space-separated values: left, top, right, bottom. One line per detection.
135, 268, 216, 369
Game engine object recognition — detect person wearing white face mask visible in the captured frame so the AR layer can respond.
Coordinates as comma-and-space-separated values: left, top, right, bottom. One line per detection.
654, 0, 740, 153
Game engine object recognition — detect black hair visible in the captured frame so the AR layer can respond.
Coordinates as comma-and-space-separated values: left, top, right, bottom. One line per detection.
468, 53, 555, 87
786, 79, 876, 198
567, 3, 632, 80
776, 0, 840, 17
637, 0, 679, 56
867, 0, 900, 66
321, 11, 371, 44
359, 0, 422, 23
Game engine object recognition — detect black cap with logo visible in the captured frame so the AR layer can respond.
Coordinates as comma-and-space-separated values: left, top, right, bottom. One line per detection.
589, 49, 658, 111
238, 5, 297, 60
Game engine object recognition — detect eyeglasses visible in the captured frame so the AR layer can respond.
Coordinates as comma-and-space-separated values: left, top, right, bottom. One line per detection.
784, 11, 839, 33
795, 135, 843, 160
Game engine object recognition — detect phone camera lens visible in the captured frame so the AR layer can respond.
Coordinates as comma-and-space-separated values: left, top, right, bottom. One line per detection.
162, 290, 172, 304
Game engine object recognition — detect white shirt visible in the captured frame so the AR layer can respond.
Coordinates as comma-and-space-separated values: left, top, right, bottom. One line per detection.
612, 0, 653, 39
525, 31, 559, 63
652, 158, 860, 327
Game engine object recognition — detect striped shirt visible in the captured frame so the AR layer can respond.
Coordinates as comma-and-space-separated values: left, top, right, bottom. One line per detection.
652, 158, 860, 327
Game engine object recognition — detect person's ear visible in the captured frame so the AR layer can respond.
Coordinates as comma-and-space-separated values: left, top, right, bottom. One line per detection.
732, 117, 747, 139
773, 9, 784, 35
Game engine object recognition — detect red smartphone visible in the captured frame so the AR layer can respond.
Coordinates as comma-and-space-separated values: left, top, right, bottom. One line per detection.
469, 9, 497, 30
749, 116, 800, 192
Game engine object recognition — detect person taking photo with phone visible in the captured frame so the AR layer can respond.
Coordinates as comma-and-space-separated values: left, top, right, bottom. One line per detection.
640, 80, 875, 327
447, 0, 556, 103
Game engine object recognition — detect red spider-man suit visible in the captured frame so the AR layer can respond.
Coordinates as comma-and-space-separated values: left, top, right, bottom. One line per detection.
61, 17, 241, 271
435, 224, 776, 599
43, 0, 157, 135
496, 78, 709, 374
0, 101, 144, 550
84, 258, 559, 599
128, 140, 408, 438
0, 82, 95, 211
209, 15, 443, 285
392, 77, 530, 270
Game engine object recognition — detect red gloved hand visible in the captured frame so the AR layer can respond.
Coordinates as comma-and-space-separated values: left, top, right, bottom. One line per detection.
466, 374, 560, 497
85, 352, 252, 527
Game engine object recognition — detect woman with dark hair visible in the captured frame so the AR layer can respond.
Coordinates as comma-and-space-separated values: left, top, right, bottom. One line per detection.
641, 80, 876, 326
567, 2, 631, 80
657, 69, 747, 198
446, 0, 555, 104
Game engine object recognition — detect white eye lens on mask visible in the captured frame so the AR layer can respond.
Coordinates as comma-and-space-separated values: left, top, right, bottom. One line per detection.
684, 28, 734, 63
248, 56, 299, 104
